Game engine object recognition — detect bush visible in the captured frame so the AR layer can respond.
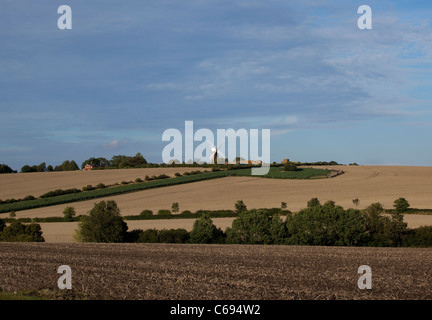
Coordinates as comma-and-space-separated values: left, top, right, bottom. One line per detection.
40, 188, 81, 198
23, 195, 36, 201
137, 229, 159, 243
174, 172, 181, 177
140, 210, 153, 217
284, 162, 297, 171
403, 226, 432, 247
158, 229, 190, 243
0, 164, 14, 174
0, 219, 5, 232
135, 178, 143, 183
157, 174, 170, 179
190, 214, 225, 244
157, 209, 172, 216
75, 200, 128, 243
96, 183, 106, 189
82, 185, 96, 191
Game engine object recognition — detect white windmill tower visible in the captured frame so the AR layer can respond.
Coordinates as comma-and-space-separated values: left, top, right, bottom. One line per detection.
208, 140, 226, 164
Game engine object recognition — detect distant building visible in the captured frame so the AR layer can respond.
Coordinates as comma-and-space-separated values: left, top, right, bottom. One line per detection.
83, 164, 93, 171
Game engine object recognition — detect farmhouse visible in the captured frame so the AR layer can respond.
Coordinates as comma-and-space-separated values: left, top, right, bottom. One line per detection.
83, 164, 93, 171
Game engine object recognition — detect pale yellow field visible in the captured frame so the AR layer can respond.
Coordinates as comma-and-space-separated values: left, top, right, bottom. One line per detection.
3, 165, 432, 242
4, 165, 432, 219
0, 167, 204, 200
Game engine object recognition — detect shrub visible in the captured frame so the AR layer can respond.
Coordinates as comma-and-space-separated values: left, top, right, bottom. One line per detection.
75, 200, 128, 243
23, 195, 36, 201
96, 183, 106, 189
121, 181, 129, 185
158, 174, 170, 179
135, 178, 143, 183
174, 172, 181, 177
158, 229, 190, 243
281, 202, 287, 209
284, 162, 297, 171
40, 188, 81, 198
82, 185, 96, 191
157, 209, 172, 216
0, 219, 5, 232
145, 175, 151, 181
403, 226, 432, 247
137, 229, 159, 243
139, 210, 153, 217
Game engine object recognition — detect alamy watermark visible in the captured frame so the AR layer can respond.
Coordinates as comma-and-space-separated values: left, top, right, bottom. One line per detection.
161, 121, 271, 175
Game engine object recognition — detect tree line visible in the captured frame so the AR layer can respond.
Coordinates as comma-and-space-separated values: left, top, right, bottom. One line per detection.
72, 198, 432, 247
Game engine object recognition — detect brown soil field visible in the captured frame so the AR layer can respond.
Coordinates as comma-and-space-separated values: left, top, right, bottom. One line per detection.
0, 167, 203, 200
1, 242, 432, 300
3, 165, 432, 222
38, 215, 432, 243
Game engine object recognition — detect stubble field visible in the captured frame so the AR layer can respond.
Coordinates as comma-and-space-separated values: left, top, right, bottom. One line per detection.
1, 242, 432, 300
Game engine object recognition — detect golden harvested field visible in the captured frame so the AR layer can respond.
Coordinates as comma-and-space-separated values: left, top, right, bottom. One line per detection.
0, 167, 201, 200
1, 242, 432, 300
3, 165, 432, 220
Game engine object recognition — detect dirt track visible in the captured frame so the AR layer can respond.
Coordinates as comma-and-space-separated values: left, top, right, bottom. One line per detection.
3, 165, 432, 220
1, 242, 432, 300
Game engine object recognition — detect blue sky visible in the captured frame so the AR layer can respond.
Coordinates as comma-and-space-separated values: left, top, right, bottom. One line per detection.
1, 0, 432, 170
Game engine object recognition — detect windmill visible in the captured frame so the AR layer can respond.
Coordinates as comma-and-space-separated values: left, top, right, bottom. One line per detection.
207, 140, 226, 164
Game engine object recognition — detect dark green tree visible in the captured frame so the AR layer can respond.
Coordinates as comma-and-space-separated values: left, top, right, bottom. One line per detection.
226, 210, 286, 244
234, 200, 247, 214
63, 206, 76, 222
76, 200, 128, 243
0, 164, 14, 174
171, 202, 180, 213
307, 198, 321, 208
190, 214, 225, 244
393, 197, 410, 214
286, 202, 367, 246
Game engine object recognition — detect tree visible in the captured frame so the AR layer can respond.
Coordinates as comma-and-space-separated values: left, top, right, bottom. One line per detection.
171, 202, 180, 213
234, 200, 247, 214
393, 197, 410, 214
226, 210, 286, 244
0, 221, 44, 242
281, 202, 287, 209
190, 214, 225, 244
0, 164, 14, 174
47, 165, 54, 172
63, 207, 76, 222
0, 219, 5, 232
307, 198, 321, 208
21, 165, 35, 173
76, 200, 128, 243
353, 198, 360, 207
286, 203, 367, 246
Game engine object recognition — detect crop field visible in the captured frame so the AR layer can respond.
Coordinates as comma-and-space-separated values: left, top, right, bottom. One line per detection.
4, 165, 432, 221
1, 242, 432, 300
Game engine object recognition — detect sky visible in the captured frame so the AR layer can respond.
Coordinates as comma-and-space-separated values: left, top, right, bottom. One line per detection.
1, 0, 432, 170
